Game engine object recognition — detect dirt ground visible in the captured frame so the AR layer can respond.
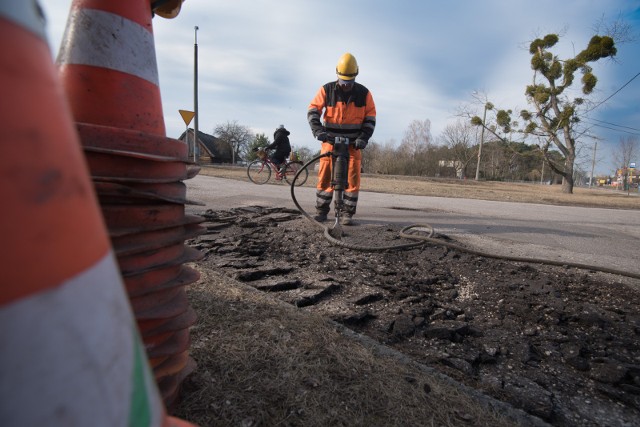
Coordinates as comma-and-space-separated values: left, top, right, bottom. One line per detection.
179, 205, 640, 426
175, 167, 639, 425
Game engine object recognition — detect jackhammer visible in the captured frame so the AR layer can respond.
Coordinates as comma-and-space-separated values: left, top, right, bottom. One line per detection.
329, 137, 350, 238
289, 139, 433, 250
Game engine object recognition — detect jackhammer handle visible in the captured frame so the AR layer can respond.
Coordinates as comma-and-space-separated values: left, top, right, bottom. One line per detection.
320, 136, 354, 146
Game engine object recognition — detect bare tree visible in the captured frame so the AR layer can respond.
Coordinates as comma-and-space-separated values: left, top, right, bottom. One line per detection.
399, 119, 434, 176
214, 120, 252, 164
611, 136, 639, 192
612, 135, 638, 171
439, 120, 477, 178
400, 119, 432, 154
574, 134, 606, 186
367, 140, 400, 175
292, 146, 314, 164
360, 141, 377, 174
592, 13, 637, 46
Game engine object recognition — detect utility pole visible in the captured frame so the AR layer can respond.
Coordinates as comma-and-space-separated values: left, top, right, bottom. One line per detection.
193, 26, 199, 163
589, 140, 597, 188
475, 104, 487, 181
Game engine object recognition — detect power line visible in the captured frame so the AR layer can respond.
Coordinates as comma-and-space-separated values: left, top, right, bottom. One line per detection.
585, 117, 640, 132
586, 117, 640, 132
583, 120, 640, 136
582, 71, 640, 114
577, 71, 640, 138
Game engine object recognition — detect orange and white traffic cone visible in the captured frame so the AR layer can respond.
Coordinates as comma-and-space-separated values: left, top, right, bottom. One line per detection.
57, 0, 165, 135
56, 0, 204, 408
0, 2, 194, 426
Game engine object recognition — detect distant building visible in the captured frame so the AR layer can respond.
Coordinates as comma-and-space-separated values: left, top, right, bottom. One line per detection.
613, 166, 639, 190
437, 160, 465, 178
178, 128, 232, 164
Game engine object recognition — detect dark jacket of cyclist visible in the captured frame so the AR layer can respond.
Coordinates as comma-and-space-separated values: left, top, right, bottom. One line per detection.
266, 125, 291, 168
307, 52, 376, 222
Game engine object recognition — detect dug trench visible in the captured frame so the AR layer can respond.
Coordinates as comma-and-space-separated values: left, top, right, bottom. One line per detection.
184, 206, 640, 426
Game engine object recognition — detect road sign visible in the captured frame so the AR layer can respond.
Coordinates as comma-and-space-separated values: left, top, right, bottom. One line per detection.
630, 162, 636, 169
179, 109, 195, 126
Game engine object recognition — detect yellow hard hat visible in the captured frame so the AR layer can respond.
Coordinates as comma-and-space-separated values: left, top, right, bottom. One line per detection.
152, 0, 184, 19
336, 53, 359, 80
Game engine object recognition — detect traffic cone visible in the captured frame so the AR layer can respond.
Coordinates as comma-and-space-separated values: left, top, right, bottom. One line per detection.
56, 0, 204, 407
0, 3, 194, 426
57, 0, 165, 135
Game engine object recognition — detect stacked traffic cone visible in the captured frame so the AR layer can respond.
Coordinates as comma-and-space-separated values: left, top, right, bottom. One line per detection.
0, 2, 193, 426
56, 0, 203, 407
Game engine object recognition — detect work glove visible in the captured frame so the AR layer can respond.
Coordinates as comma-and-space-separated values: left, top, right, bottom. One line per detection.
354, 138, 368, 150
316, 130, 329, 142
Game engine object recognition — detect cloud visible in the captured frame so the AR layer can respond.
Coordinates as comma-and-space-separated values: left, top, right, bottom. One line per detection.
43, 0, 640, 175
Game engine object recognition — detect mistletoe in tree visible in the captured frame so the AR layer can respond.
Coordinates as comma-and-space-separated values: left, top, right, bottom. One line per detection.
521, 34, 616, 193
472, 33, 617, 194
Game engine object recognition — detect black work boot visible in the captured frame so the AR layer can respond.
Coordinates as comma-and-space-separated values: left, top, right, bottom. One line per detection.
314, 212, 328, 222
340, 213, 353, 225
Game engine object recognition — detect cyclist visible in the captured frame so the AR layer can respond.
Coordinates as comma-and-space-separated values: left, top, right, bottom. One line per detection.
307, 53, 377, 224
265, 125, 292, 177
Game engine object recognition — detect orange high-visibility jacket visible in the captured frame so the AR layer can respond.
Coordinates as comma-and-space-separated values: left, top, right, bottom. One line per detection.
307, 81, 376, 142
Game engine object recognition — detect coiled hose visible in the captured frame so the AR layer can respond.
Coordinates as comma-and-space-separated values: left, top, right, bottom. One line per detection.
289, 155, 640, 280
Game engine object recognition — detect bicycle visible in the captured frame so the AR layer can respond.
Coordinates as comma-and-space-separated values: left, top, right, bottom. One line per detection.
247, 149, 309, 186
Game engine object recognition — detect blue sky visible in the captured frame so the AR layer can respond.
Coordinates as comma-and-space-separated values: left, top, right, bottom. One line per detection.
43, 1, 639, 175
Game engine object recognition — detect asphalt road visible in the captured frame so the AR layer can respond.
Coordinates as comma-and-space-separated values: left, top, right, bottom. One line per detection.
186, 174, 640, 282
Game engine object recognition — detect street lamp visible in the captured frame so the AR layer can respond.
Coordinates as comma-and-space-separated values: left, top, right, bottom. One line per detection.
193, 26, 199, 163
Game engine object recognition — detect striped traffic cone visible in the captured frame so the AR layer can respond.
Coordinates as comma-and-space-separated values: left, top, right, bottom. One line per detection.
0, 2, 194, 426
56, 0, 204, 407
57, 0, 165, 135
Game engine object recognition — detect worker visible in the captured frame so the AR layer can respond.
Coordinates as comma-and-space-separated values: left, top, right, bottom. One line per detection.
307, 52, 376, 225
265, 125, 292, 177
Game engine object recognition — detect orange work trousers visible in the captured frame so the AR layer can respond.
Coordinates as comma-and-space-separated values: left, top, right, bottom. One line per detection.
315, 142, 362, 215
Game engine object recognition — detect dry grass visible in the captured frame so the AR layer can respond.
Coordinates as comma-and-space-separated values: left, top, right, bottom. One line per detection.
198, 165, 639, 210
174, 267, 534, 427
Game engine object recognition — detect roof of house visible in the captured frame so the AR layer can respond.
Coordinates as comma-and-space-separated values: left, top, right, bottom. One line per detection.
178, 129, 232, 160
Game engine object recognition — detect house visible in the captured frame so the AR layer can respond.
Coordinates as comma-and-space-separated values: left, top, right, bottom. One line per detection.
437, 160, 465, 178
178, 128, 232, 164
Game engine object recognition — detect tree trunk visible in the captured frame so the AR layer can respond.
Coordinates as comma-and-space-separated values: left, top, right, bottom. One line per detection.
561, 158, 574, 194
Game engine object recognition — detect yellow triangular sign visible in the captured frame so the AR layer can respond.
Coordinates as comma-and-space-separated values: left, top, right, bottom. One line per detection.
179, 109, 195, 125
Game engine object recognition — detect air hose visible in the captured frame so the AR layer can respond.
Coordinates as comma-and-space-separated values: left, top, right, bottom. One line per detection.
289, 156, 640, 280
290, 154, 430, 251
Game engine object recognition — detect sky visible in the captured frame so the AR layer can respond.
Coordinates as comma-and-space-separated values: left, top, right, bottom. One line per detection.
42, 0, 639, 176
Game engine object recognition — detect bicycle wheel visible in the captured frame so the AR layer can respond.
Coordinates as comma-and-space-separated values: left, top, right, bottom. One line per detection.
247, 160, 271, 184
284, 161, 308, 186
